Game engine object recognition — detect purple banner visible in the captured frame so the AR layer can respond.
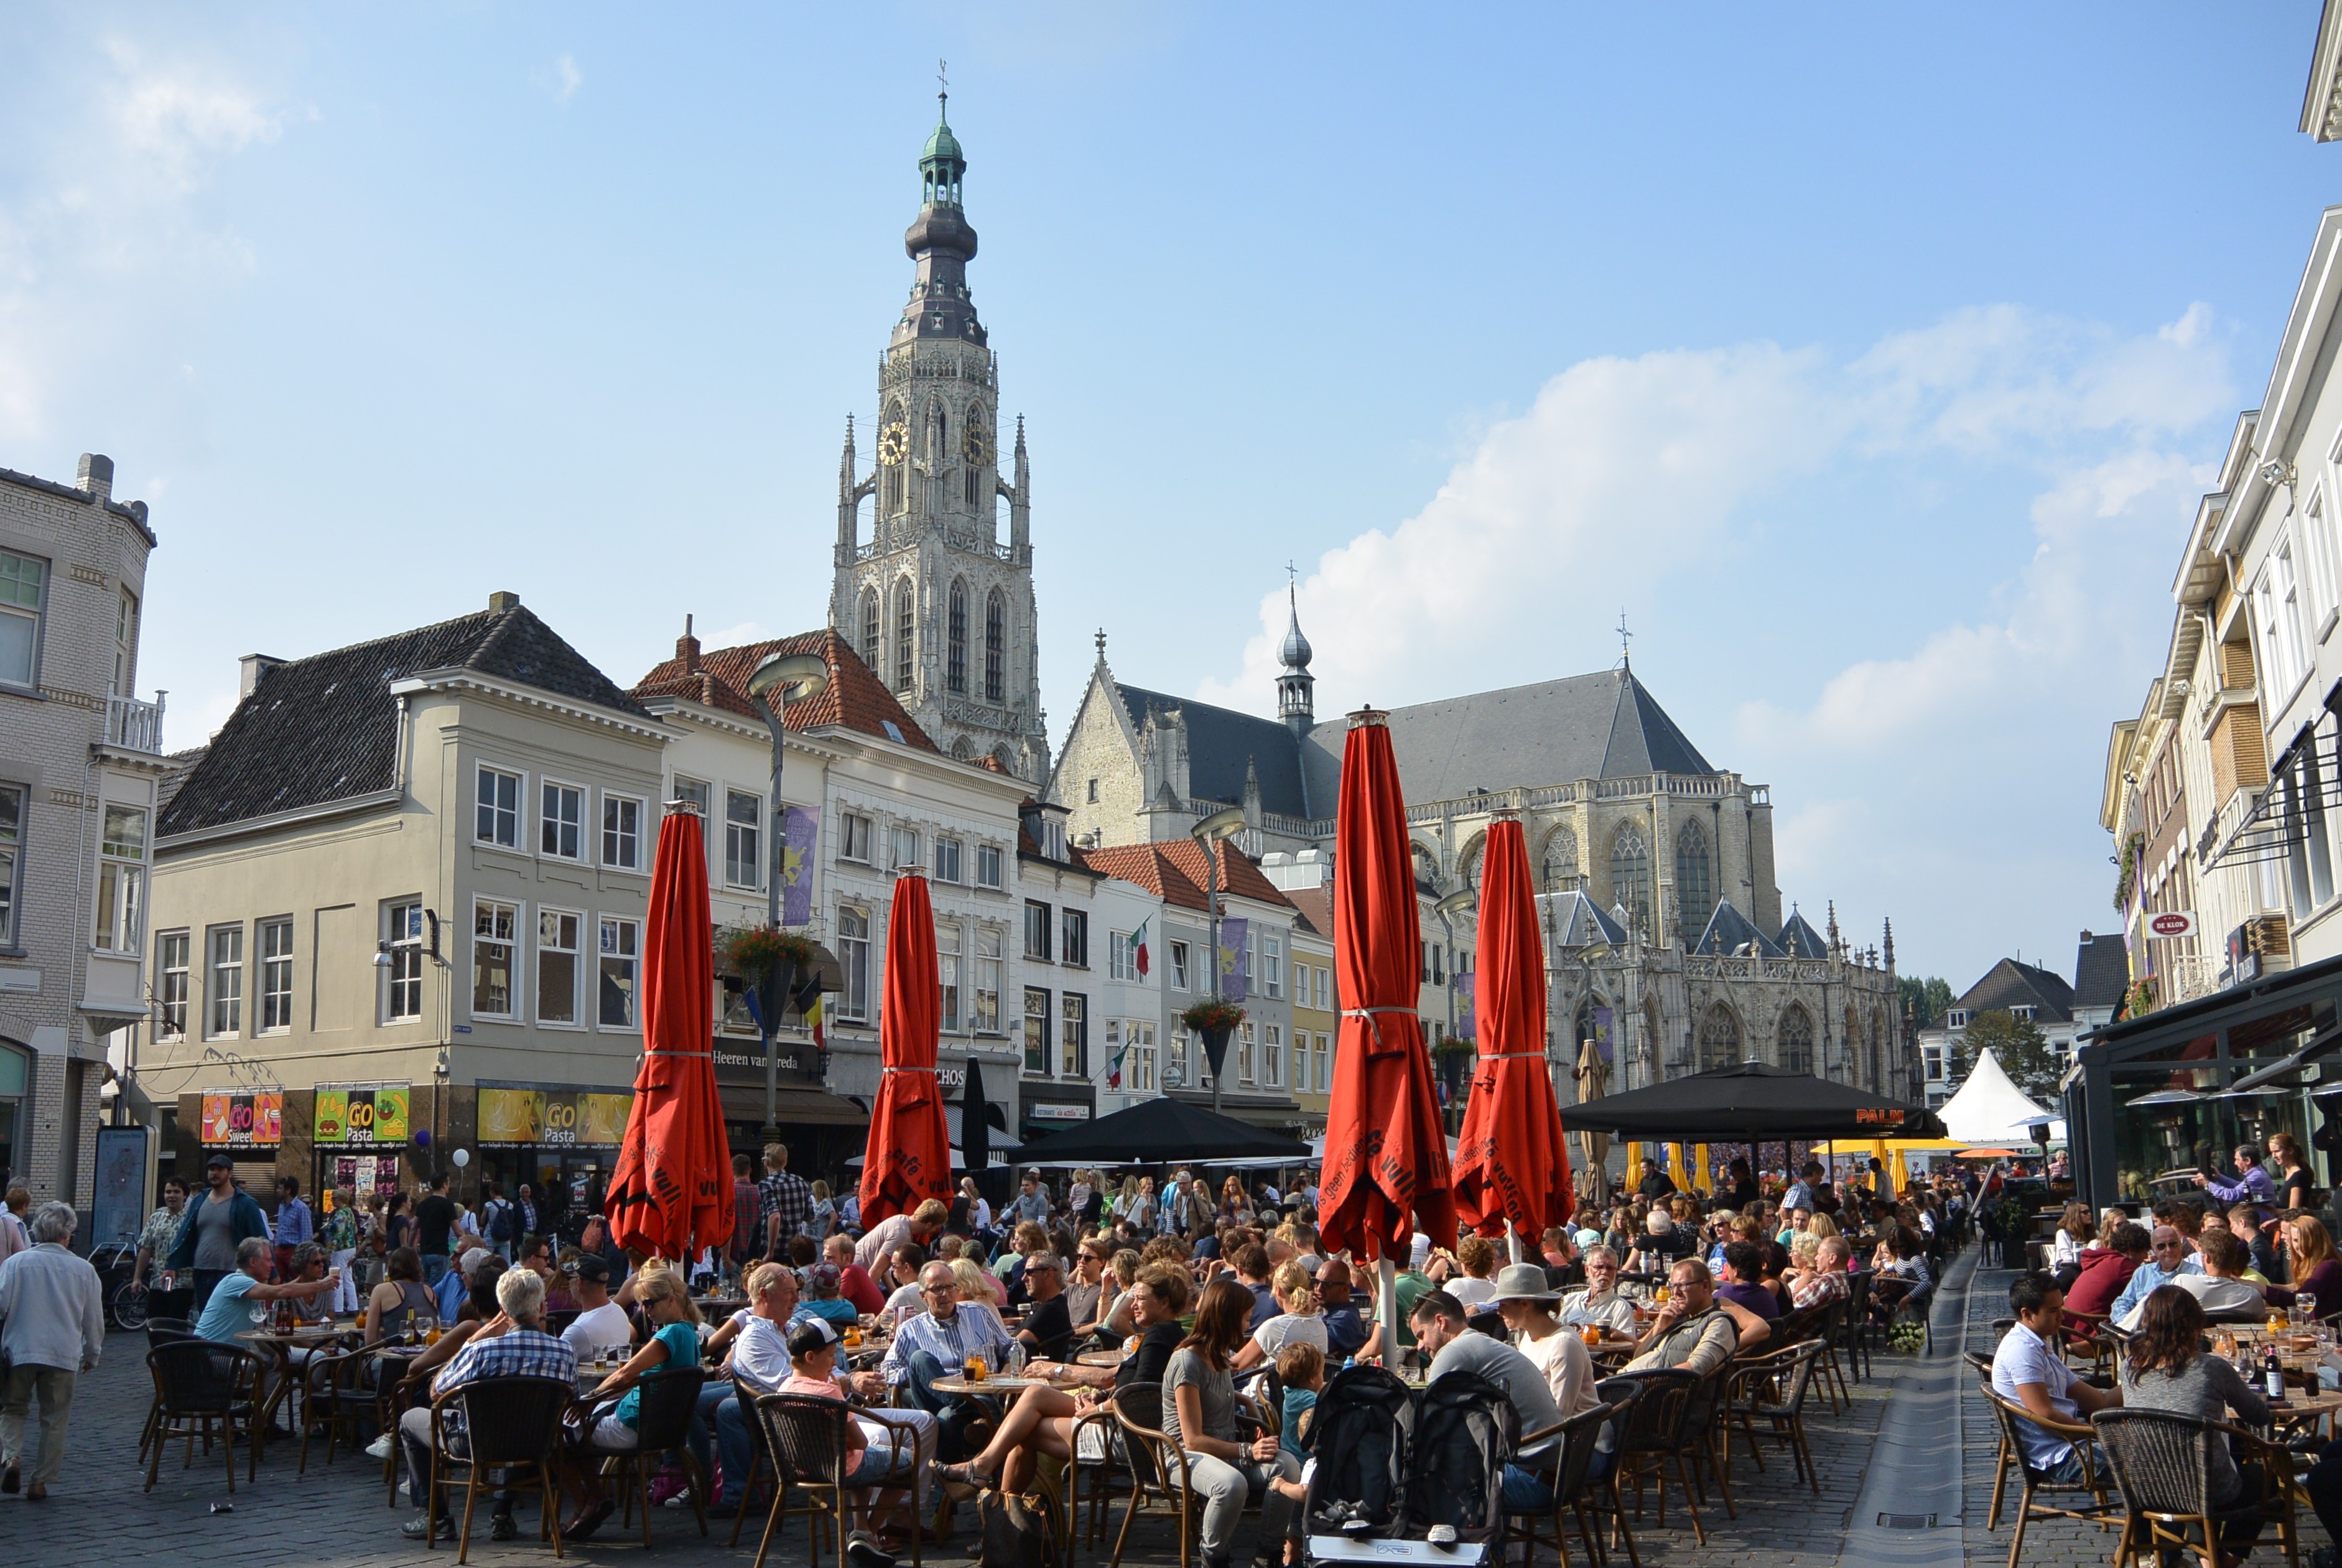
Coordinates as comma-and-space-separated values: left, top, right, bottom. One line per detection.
1593, 1006, 1614, 1064
781, 805, 819, 926
1456, 971, 1476, 1042
1217, 917, 1249, 1002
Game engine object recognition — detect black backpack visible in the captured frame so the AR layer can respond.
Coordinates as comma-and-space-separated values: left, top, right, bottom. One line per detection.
1405, 1371, 1519, 1543
486, 1199, 515, 1244
1303, 1365, 1416, 1538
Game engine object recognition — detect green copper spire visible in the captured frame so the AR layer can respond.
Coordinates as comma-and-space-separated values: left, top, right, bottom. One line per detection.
920, 91, 965, 206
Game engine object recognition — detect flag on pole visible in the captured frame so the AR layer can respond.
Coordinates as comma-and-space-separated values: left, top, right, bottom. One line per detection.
1128, 919, 1150, 978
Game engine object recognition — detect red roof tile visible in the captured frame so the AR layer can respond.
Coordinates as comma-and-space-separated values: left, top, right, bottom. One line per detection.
1080, 839, 1294, 914
1283, 883, 1334, 939
631, 628, 938, 753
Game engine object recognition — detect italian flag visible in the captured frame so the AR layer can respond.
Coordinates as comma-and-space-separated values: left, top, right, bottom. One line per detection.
1128, 920, 1150, 977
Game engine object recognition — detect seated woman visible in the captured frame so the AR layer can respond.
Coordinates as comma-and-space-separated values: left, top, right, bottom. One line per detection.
950, 1256, 1011, 1319
1163, 1276, 1302, 1568
934, 1261, 1193, 1494
365, 1246, 440, 1343
1232, 1263, 1326, 1374
2119, 1284, 2270, 1559
1094, 1250, 1143, 1344
566, 1268, 705, 1541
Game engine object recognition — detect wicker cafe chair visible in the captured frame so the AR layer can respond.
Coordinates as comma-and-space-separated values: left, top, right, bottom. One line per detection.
2061, 1309, 2118, 1377
1597, 1369, 1708, 1544
144, 1340, 267, 1493
1504, 1399, 1628, 1568
1979, 1388, 2118, 1568
751, 1391, 927, 1568
1066, 1398, 1126, 1552
423, 1374, 574, 1565
1105, 1381, 1199, 1568
2091, 1408, 2300, 1568
1722, 1342, 1825, 1495
297, 1344, 376, 1473
728, 1385, 779, 1549
608, 1367, 712, 1549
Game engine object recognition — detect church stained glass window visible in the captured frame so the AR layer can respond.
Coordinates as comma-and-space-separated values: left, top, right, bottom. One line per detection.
947, 579, 969, 694
1776, 1004, 1813, 1074
1609, 823, 1651, 934
1698, 1004, 1739, 1072
1675, 819, 1712, 944
893, 578, 915, 693
860, 590, 880, 672
1541, 827, 1578, 893
984, 591, 1006, 703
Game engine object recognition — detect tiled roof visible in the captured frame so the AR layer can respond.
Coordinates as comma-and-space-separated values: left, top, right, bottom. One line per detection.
2072, 932, 2131, 1009
1955, 957, 2078, 1026
631, 628, 937, 753
159, 599, 647, 838
1284, 883, 1334, 939
1777, 909, 1829, 960
1079, 840, 1295, 915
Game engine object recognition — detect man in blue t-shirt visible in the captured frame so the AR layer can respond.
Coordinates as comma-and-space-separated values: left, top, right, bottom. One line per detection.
195, 1236, 342, 1342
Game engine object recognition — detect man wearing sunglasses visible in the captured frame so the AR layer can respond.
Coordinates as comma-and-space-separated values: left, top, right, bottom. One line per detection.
2107, 1225, 2204, 1322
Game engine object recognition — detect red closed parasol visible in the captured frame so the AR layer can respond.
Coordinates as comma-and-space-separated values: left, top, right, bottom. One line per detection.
1318, 708, 1457, 1273
858, 869, 953, 1226
1451, 815, 1573, 1248
606, 808, 733, 1260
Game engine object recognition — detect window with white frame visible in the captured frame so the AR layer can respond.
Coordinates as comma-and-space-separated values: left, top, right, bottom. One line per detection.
1025, 986, 1049, 1075
1264, 933, 1283, 999
476, 766, 521, 848
974, 929, 1001, 1032
537, 909, 581, 1026
837, 907, 871, 1019
938, 921, 962, 1032
1167, 1029, 1189, 1088
93, 803, 146, 951
1061, 907, 1088, 968
1128, 1019, 1157, 1093
0, 784, 19, 946
1169, 940, 1190, 991
671, 776, 711, 819
258, 917, 294, 1032
2308, 488, 2341, 624
1025, 900, 1052, 961
0, 549, 47, 688
725, 791, 762, 888
1315, 965, 1332, 1011
1314, 1032, 1331, 1093
157, 930, 190, 1039
113, 587, 138, 697
2261, 541, 2308, 695
386, 901, 424, 1022
1264, 1023, 1283, 1087
473, 899, 518, 1018
598, 916, 639, 1028
541, 781, 583, 860
207, 925, 243, 1037
1108, 930, 1136, 982
840, 812, 875, 865
602, 794, 643, 870
891, 823, 921, 870
934, 835, 964, 883
975, 843, 1003, 888
1060, 993, 1087, 1079
1236, 1021, 1255, 1084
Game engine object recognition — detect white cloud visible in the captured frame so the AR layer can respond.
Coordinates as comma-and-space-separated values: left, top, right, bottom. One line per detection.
547, 53, 583, 103
104, 40, 284, 193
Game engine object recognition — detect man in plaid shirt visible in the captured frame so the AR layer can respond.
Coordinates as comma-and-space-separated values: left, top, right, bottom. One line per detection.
758, 1143, 812, 1258
399, 1267, 577, 1543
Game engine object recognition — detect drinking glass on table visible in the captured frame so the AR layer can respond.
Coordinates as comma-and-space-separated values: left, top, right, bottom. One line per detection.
2303, 1294, 2321, 1331
964, 1352, 988, 1383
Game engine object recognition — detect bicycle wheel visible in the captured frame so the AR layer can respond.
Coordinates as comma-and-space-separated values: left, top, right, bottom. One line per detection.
110, 1278, 149, 1330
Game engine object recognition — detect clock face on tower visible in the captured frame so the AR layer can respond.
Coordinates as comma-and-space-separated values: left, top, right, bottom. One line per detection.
877, 422, 909, 465
962, 425, 989, 465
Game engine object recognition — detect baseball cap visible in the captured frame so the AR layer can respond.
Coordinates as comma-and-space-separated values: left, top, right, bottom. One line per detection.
569, 1255, 610, 1284
205, 1152, 235, 1169
786, 1316, 841, 1357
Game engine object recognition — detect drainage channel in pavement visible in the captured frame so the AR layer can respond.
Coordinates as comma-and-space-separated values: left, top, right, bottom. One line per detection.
1835, 1240, 1977, 1568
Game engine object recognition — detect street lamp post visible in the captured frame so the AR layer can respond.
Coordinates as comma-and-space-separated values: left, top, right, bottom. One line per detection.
746, 651, 830, 1146
1191, 807, 1248, 1114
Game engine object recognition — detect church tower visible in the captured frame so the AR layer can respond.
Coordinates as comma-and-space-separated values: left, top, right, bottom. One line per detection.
829, 91, 1048, 781
1276, 583, 1315, 735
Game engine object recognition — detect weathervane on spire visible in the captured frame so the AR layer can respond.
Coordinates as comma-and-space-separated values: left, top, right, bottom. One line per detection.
938, 57, 949, 106
1617, 608, 1633, 671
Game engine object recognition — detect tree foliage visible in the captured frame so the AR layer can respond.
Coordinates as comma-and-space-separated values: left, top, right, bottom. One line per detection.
1898, 975, 1954, 1030
1953, 1009, 2064, 1103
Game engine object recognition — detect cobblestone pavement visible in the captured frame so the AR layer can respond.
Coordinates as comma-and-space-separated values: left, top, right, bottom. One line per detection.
7, 1301, 1945, 1568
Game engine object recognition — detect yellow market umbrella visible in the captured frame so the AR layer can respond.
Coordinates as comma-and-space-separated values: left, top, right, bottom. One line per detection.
1694, 1143, 1711, 1195
1890, 1148, 1910, 1194
1627, 1143, 1645, 1192
1669, 1143, 1688, 1190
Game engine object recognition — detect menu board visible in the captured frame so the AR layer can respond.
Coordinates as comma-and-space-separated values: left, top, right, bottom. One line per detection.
314, 1084, 410, 1146
476, 1086, 633, 1148
329, 1152, 403, 1199
200, 1090, 282, 1147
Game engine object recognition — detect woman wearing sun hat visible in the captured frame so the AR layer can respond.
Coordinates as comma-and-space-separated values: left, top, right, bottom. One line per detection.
1491, 1262, 1597, 1417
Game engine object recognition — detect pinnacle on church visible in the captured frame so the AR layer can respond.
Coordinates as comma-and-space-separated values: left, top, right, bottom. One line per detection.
1279, 577, 1313, 672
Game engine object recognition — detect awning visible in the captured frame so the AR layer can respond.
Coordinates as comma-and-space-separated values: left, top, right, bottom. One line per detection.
2203, 719, 2337, 871
2225, 1019, 2342, 1093
717, 1085, 870, 1128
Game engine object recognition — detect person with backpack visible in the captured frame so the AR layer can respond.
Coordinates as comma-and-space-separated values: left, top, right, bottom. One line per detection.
481, 1180, 518, 1261
1407, 1289, 1569, 1516
1163, 1276, 1302, 1568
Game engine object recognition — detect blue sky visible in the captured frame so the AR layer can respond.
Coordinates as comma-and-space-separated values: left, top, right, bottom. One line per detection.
4, 4, 2338, 990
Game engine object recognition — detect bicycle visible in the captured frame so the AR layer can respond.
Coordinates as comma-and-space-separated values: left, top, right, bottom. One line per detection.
89, 1240, 147, 1330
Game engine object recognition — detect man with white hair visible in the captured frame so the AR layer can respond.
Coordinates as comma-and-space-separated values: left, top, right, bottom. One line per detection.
194, 1235, 340, 1345
0, 1202, 105, 1499
1557, 1247, 1638, 1337
399, 1264, 575, 1542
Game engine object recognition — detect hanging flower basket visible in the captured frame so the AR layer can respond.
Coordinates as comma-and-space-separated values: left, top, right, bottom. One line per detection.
1181, 998, 1247, 1034
720, 925, 817, 977
1435, 1034, 1477, 1056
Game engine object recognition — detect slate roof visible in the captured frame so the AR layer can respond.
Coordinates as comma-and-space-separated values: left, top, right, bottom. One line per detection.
1693, 899, 1786, 958
1080, 840, 1294, 915
159, 599, 648, 838
631, 629, 937, 753
2072, 932, 2131, 1010
1299, 668, 1719, 810
1114, 684, 1313, 819
1777, 909, 1829, 960
1954, 958, 2078, 1026
1537, 890, 1628, 949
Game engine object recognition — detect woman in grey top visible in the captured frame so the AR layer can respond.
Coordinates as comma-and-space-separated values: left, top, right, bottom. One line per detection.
2119, 1284, 2270, 1547
1161, 1276, 1301, 1568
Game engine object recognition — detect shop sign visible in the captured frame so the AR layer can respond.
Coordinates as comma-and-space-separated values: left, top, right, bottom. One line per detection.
314, 1083, 411, 1146
2147, 911, 2198, 939
477, 1085, 633, 1147
200, 1090, 282, 1147
1028, 1103, 1090, 1121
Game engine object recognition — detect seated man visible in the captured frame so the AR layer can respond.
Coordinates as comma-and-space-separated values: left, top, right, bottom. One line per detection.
1408, 1289, 1568, 1514
1714, 1241, 1780, 1322
2110, 1225, 2208, 1324
876, 1261, 1014, 1461
1622, 1258, 1770, 1376
1014, 1253, 1076, 1362
1991, 1272, 2118, 1486
1783, 1237, 1853, 1312
2063, 1222, 2148, 1320
2115, 1227, 2264, 1330
559, 1255, 633, 1362
397, 1267, 576, 1544
194, 1236, 341, 1343
1556, 1247, 1638, 1337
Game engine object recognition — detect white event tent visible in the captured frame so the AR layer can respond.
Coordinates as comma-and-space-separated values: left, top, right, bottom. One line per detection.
1940, 1048, 2065, 1145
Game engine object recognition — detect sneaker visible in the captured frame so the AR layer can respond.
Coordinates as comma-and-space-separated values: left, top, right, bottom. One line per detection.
364, 1434, 394, 1460
847, 1531, 898, 1568
490, 1513, 519, 1541
400, 1514, 454, 1542
1426, 1525, 1459, 1549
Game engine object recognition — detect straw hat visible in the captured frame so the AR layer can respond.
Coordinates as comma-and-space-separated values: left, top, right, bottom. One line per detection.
1487, 1263, 1561, 1304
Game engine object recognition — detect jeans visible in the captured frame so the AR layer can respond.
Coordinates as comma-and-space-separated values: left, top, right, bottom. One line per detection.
1500, 1462, 1554, 1514
904, 1348, 982, 1462
1182, 1450, 1301, 1562
0, 1365, 77, 1487
422, 1253, 451, 1287
328, 1249, 361, 1313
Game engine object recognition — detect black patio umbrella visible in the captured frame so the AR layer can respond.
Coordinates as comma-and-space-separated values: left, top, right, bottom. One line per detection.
1014, 1097, 1313, 1168
1554, 1059, 1947, 1143
960, 1058, 1005, 1207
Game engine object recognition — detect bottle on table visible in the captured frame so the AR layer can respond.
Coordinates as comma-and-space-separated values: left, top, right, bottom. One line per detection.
2266, 1342, 2287, 1401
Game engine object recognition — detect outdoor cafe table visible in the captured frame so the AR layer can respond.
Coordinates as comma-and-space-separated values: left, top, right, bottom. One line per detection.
1075, 1349, 1128, 1370
238, 1323, 358, 1431
929, 1373, 1079, 1407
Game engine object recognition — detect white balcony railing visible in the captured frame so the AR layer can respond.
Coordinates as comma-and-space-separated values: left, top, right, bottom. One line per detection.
105, 692, 165, 754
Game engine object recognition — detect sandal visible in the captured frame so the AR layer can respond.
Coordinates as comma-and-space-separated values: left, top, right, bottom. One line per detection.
564, 1498, 617, 1542
936, 1461, 992, 1493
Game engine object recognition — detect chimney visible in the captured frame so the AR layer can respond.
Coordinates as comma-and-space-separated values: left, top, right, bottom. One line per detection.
239, 654, 286, 697
677, 613, 701, 671
77, 453, 113, 502
487, 591, 520, 613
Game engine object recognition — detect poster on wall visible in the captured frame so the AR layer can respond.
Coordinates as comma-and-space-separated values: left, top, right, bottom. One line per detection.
476, 1085, 633, 1147
314, 1084, 410, 1146
330, 1152, 403, 1199
200, 1090, 283, 1146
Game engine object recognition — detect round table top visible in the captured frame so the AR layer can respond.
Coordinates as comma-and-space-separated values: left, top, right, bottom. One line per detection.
1076, 1350, 1129, 1368
2267, 1389, 2342, 1421
929, 1374, 1067, 1396
236, 1324, 352, 1345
